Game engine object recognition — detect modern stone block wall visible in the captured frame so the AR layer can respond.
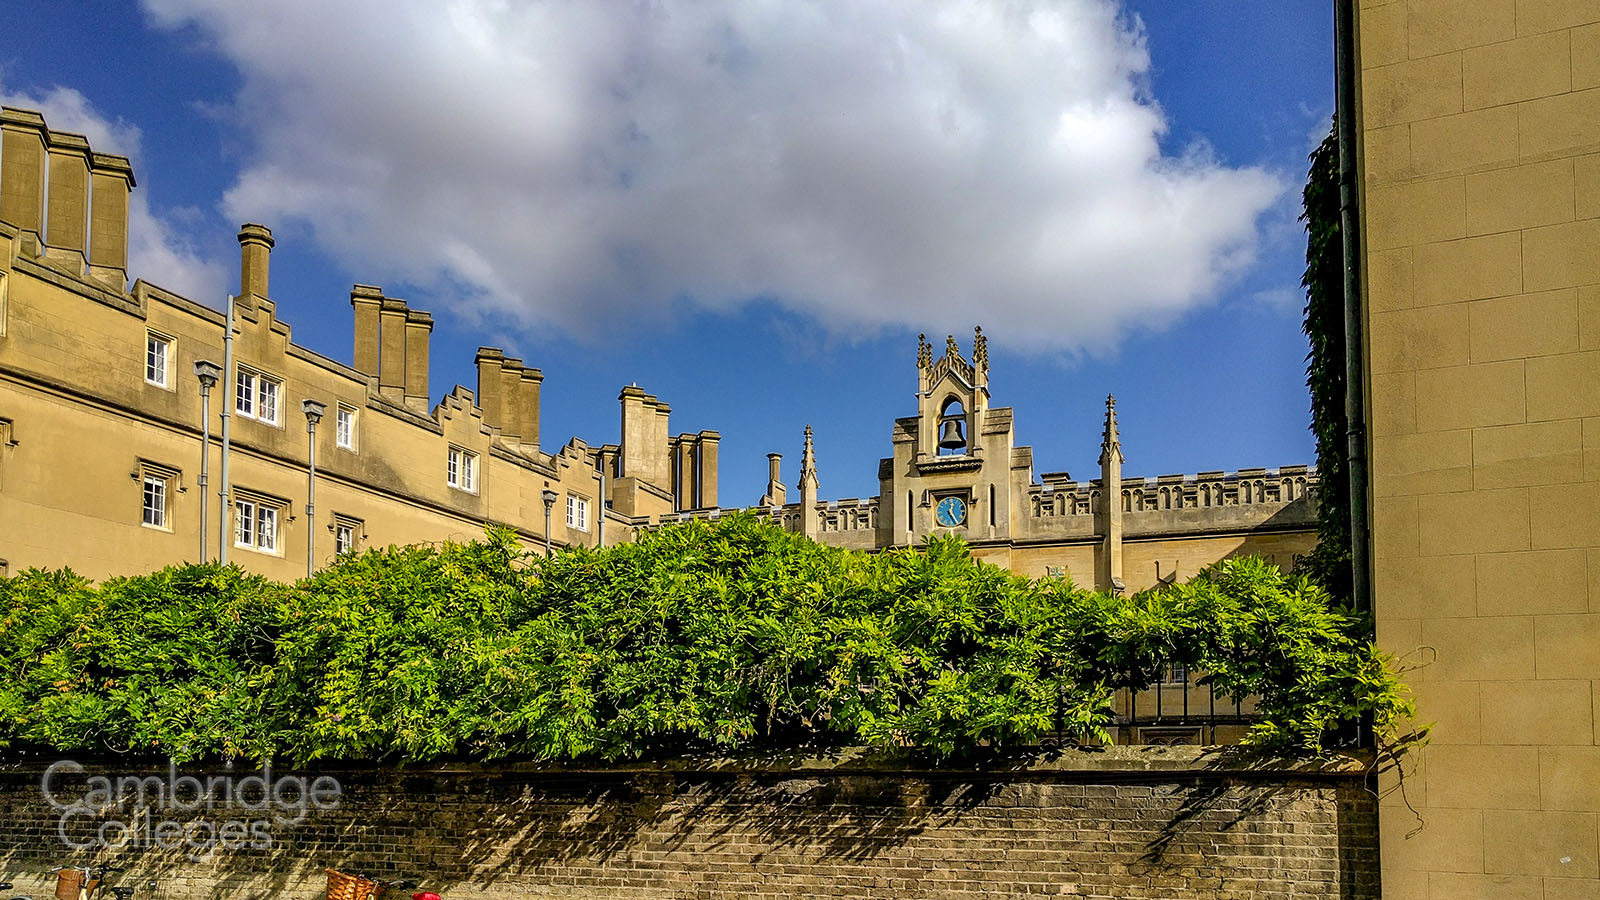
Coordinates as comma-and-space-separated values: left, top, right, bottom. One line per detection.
0, 749, 1377, 900
1358, 1, 1600, 897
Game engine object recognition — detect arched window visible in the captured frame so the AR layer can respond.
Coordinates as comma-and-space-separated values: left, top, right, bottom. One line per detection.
937, 397, 967, 456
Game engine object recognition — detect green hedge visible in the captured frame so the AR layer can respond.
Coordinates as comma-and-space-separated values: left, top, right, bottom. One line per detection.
0, 515, 1414, 763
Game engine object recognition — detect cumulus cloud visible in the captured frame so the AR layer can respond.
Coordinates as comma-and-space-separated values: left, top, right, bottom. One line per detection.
0, 83, 228, 303
142, 0, 1281, 350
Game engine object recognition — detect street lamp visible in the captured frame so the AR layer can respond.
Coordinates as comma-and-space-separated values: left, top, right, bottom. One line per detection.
541, 488, 559, 558
302, 398, 326, 579
193, 360, 222, 564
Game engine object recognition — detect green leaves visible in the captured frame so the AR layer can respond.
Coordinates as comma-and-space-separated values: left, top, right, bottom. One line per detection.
0, 516, 1416, 763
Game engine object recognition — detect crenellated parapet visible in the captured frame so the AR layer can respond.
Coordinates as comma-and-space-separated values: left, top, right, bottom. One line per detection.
1028, 465, 1318, 519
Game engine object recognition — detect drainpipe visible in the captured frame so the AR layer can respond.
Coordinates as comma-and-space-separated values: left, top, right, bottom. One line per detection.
218, 294, 235, 565
1336, 0, 1375, 754
1335, 0, 1371, 622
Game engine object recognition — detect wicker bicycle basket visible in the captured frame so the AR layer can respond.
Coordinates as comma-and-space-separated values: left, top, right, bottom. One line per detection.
325, 869, 384, 900
55, 870, 99, 900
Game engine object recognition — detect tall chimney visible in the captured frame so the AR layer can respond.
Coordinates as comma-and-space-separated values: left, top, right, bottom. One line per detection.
518, 366, 543, 451
44, 130, 91, 273
350, 285, 383, 375
762, 453, 786, 507
403, 309, 432, 414
87, 152, 134, 291
499, 358, 525, 441
475, 348, 506, 430
377, 298, 408, 402
698, 431, 720, 509
0, 107, 48, 255
619, 386, 649, 481
238, 223, 273, 300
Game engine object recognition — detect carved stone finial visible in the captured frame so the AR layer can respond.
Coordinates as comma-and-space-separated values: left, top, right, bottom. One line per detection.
946, 334, 959, 358
918, 333, 932, 368
1102, 394, 1120, 448
973, 325, 988, 372
800, 424, 819, 491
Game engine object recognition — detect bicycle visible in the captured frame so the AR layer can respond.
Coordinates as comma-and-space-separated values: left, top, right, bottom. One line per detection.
325, 870, 436, 900
0, 866, 133, 900
51, 864, 125, 900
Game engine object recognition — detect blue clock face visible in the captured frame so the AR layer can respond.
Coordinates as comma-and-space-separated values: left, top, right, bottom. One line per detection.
935, 496, 968, 527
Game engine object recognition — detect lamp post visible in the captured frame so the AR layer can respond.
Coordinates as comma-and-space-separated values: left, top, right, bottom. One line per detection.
302, 399, 326, 579
541, 488, 559, 558
193, 360, 221, 564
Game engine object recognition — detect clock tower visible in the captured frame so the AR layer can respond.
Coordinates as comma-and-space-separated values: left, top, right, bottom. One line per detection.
875, 327, 1032, 549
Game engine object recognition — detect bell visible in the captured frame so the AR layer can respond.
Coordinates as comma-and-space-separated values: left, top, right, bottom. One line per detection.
938, 417, 966, 450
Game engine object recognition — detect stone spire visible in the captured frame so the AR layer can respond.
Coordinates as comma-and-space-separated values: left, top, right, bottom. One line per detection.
1099, 393, 1123, 465
917, 333, 932, 369
1098, 394, 1124, 593
973, 325, 988, 373
799, 425, 820, 539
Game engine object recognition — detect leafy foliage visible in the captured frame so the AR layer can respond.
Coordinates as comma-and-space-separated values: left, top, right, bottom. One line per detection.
0, 516, 1413, 763
1299, 120, 1352, 600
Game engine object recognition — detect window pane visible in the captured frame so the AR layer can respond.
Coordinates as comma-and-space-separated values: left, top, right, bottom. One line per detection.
464, 454, 475, 490
236, 501, 254, 546
336, 408, 353, 448
145, 336, 167, 385
258, 379, 279, 424
142, 475, 165, 527
259, 506, 277, 551
336, 524, 353, 554
447, 449, 459, 485
236, 370, 255, 416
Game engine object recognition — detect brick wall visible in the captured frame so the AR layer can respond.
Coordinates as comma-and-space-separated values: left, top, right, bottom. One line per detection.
0, 748, 1377, 900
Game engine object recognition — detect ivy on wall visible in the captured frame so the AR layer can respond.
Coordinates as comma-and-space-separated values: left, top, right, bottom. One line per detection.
1298, 122, 1352, 601
1, 516, 1413, 763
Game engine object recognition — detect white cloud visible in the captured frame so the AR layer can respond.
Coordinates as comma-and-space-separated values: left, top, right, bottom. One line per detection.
142, 0, 1281, 350
0, 83, 228, 303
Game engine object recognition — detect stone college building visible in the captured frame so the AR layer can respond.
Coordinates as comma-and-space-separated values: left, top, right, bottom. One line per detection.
0, 105, 1318, 594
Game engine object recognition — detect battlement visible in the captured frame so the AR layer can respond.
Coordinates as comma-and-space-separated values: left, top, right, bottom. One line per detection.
1028, 465, 1318, 518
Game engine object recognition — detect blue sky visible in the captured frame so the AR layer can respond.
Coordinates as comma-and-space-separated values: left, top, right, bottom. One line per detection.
2, 1, 1333, 503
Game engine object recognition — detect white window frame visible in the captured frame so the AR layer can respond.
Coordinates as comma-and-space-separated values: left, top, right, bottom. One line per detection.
566, 493, 589, 532
332, 515, 363, 555
145, 332, 172, 388
335, 404, 357, 450
447, 446, 477, 493
136, 460, 180, 531
234, 493, 283, 554
235, 365, 283, 426
142, 473, 168, 529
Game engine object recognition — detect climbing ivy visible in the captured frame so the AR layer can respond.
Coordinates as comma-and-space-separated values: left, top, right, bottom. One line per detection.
1298, 121, 1352, 601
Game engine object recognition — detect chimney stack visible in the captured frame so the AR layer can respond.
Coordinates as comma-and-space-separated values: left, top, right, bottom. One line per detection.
44, 131, 91, 274
403, 309, 432, 414
476, 348, 507, 431
0, 107, 48, 256
87, 152, 134, 291
517, 366, 543, 452
619, 385, 670, 487
762, 453, 786, 507
238, 223, 273, 301
697, 431, 720, 508
378, 297, 408, 402
350, 285, 383, 375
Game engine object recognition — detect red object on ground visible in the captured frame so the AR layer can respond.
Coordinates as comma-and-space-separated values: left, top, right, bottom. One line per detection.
413, 894, 441, 900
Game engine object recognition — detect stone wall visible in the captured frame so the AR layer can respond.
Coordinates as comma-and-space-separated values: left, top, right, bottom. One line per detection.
0, 748, 1378, 900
